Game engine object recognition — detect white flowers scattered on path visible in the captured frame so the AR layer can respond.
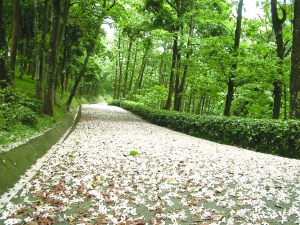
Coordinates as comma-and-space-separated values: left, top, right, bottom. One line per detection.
1, 103, 300, 225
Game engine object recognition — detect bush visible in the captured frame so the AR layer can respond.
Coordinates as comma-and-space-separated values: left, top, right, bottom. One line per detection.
0, 86, 41, 128
112, 100, 300, 159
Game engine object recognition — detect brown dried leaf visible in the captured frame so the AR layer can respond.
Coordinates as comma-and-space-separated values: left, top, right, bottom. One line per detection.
53, 183, 65, 190
188, 200, 199, 206
27, 222, 38, 225
151, 217, 156, 225
34, 190, 44, 197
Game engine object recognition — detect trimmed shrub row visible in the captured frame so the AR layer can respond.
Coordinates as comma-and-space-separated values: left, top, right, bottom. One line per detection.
109, 100, 300, 159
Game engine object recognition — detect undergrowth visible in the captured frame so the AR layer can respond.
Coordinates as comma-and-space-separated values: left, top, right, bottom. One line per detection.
0, 76, 79, 148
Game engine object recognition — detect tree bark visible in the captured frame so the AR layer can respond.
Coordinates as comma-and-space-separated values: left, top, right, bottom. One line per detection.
44, 0, 61, 116
133, 49, 148, 95
128, 43, 137, 94
289, 0, 300, 119
55, 0, 70, 95
223, 0, 243, 116
164, 33, 178, 110
9, 0, 20, 82
116, 35, 123, 99
174, 0, 194, 111
270, 0, 286, 119
113, 57, 118, 99
36, 0, 49, 100
122, 39, 133, 98
65, 41, 96, 111
0, 0, 12, 87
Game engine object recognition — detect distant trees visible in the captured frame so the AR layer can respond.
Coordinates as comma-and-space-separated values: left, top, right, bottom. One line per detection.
1, 0, 116, 116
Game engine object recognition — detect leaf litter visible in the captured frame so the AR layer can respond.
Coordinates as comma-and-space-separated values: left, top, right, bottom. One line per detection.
1, 103, 300, 225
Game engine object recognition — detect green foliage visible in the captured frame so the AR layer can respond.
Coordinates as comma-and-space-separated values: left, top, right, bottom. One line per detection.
108, 99, 121, 106
129, 150, 139, 156
114, 100, 300, 159
0, 86, 40, 128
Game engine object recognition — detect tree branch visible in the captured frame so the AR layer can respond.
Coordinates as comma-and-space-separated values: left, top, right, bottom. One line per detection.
284, 39, 291, 47
279, 4, 287, 24
284, 45, 292, 57
106, 0, 116, 11
165, 0, 178, 13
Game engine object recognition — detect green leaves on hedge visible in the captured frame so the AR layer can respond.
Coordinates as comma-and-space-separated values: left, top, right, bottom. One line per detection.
109, 100, 300, 159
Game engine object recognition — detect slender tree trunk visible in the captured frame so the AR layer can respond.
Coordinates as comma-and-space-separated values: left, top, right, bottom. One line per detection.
164, 33, 178, 110
60, 43, 67, 98
128, 42, 137, 93
174, 0, 194, 111
133, 49, 148, 95
65, 41, 96, 111
138, 58, 147, 89
44, 0, 61, 116
174, 50, 181, 110
65, 64, 70, 91
270, 0, 286, 119
290, 0, 300, 119
122, 39, 133, 98
116, 35, 123, 99
36, 0, 49, 100
55, 0, 70, 95
0, 0, 11, 87
223, 0, 243, 116
9, 0, 20, 82
113, 57, 118, 99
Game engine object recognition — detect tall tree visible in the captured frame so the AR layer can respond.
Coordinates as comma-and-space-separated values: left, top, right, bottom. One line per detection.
36, 0, 49, 100
65, 40, 96, 111
174, 0, 194, 111
163, 0, 184, 110
223, 0, 243, 116
270, 0, 287, 119
289, 0, 300, 119
0, 0, 12, 88
9, 0, 20, 82
44, 0, 61, 116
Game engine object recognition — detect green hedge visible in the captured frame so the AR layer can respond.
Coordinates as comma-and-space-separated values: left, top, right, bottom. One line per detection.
108, 100, 300, 159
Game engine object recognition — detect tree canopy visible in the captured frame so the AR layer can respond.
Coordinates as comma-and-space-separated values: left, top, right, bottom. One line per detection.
0, 0, 299, 120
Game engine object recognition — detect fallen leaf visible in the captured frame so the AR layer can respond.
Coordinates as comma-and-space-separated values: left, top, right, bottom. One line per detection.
151, 217, 157, 224
188, 200, 199, 206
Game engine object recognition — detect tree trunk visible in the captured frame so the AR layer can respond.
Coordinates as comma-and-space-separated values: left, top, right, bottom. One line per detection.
0, 0, 11, 88
113, 57, 118, 99
36, 0, 49, 100
44, 0, 61, 116
174, 0, 194, 111
270, 0, 286, 119
164, 33, 178, 110
55, 0, 70, 95
289, 0, 300, 119
133, 49, 148, 95
122, 39, 133, 98
65, 41, 96, 111
116, 35, 123, 99
9, 0, 20, 82
223, 0, 243, 116
128, 42, 137, 94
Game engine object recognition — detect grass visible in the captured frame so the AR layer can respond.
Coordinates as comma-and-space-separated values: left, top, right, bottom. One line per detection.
0, 75, 80, 148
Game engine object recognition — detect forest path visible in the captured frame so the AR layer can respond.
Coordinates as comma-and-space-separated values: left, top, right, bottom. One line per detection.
1, 103, 300, 225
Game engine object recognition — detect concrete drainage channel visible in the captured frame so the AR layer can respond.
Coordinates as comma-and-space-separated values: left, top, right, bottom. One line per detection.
0, 106, 81, 196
